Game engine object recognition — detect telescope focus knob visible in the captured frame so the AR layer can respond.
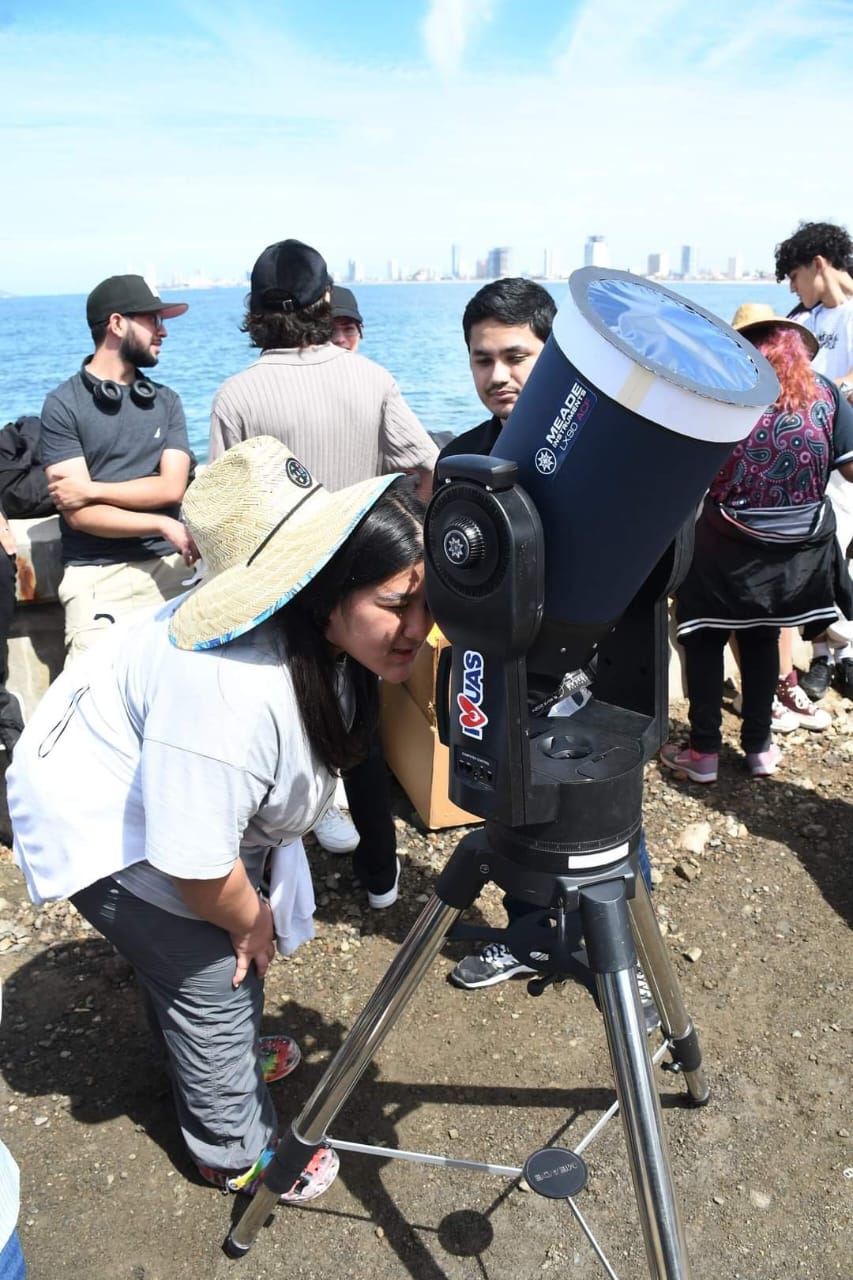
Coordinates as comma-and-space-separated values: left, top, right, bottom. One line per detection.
442, 518, 486, 568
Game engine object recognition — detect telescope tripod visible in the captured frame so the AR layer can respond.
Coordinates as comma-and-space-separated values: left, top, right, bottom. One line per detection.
226, 828, 710, 1278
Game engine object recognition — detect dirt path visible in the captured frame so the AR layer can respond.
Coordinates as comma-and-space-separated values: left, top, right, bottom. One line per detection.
0, 694, 850, 1280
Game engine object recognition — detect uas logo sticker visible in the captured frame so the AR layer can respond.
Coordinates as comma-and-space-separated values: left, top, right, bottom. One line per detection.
458, 650, 488, 738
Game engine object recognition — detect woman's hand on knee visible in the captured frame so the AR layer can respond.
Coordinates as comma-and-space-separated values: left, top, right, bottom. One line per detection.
230, 900, 276, 987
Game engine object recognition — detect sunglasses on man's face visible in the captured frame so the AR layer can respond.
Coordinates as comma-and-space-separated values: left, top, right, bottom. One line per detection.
130, 312, 165, 330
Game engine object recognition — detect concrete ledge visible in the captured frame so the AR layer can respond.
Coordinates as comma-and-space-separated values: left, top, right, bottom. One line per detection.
7, 516, 63, 719
10, 515, 62, 604
9, 602, 64, 719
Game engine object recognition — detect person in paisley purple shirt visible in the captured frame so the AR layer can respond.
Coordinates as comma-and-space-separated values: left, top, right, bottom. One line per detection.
661, 304, 853, 784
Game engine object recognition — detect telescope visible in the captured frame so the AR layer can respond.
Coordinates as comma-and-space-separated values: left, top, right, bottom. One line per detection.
225, 269, 779, 1278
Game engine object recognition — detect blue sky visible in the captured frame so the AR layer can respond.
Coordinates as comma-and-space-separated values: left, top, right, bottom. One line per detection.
1, 0, 851, 294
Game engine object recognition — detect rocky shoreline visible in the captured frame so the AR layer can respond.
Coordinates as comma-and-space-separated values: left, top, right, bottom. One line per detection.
0, 690, 850, 1279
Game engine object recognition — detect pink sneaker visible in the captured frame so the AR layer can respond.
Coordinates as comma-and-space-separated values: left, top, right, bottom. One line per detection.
199, 1144, 339, 1204
775, 674, 831, 731
659, 742, 718, 783
745, 744, 781, 777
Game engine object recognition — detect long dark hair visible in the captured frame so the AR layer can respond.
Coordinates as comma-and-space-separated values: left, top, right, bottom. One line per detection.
277, 476, 425, 771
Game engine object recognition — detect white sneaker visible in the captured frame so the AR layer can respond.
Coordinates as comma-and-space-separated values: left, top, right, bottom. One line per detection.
367, 858, 401, 910
731, 692, 799, 733
312, 805, 359, 854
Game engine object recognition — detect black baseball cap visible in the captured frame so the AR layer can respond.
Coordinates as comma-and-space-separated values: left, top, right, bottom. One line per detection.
331, 286, 363, 326
86, 275, 189, 327
250, 239, 331, 313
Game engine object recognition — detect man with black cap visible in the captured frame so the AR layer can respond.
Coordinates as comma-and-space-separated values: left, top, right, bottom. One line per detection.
208, 239, 437, 907
41, 274, 196, 663
330, 285, 364, 352
208, 240, 436, 494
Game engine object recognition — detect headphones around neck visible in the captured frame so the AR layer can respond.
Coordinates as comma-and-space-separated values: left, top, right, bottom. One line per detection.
80, 362, 157, 412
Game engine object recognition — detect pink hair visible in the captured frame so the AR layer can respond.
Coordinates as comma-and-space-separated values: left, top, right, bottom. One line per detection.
751, 327, 818, 415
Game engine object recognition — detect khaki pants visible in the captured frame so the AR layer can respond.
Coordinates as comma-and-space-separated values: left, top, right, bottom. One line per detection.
59, 554, 188, 664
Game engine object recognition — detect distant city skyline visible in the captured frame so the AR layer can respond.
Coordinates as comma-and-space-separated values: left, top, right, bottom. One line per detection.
1, 231, 779, 300
2, 3, 851, 296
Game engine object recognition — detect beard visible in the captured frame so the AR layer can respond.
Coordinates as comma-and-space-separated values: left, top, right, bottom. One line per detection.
119, 333, 159, 369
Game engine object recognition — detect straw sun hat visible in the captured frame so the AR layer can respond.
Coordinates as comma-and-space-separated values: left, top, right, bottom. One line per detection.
730, 302, 819, 359
169, 436, 398, 651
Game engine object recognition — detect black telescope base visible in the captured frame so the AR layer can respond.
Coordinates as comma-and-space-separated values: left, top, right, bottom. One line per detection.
225, 830, 710, 1278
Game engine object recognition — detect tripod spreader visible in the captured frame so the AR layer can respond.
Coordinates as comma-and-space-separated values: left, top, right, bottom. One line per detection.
226, 827, 709, 1278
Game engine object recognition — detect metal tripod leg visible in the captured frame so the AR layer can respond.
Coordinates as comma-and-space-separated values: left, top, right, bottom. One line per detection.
628, 877, 710, 1105
582, 879, 692, 1280
226, 834, 489, 1257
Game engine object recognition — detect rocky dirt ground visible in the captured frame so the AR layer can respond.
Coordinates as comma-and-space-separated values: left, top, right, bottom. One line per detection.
0, 691, 850, 1280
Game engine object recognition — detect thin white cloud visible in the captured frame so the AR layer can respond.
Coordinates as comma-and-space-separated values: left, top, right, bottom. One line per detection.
421, 0, 495, 75
552, 0, 853, 85
1, 2, 852, 291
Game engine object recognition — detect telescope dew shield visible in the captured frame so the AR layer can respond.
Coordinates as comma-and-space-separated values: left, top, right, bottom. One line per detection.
491, 268, 780, 670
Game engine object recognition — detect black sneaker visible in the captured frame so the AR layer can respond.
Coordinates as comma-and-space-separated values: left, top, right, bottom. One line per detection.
799, 655, 834, 700
449, 943, 537, 988
834, 657, 853, 700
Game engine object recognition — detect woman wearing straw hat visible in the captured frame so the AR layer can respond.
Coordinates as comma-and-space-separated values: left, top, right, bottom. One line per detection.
6, 436, 431, 1204
661, 303, 853, 783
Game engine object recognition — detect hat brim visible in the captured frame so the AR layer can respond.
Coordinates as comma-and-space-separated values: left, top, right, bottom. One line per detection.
735, 316, 818, 359
168, 472, 399, 651
140, 302, 188, 319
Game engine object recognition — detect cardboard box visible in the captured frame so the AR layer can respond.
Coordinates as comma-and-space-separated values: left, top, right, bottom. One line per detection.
381, 679, 480, 830
403, 625, 449, 725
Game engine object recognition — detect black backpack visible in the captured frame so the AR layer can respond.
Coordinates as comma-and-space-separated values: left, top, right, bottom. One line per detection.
0, 416, 55, 518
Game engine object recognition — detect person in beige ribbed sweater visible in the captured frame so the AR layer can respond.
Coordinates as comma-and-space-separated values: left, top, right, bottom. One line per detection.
208, 238, 437, 906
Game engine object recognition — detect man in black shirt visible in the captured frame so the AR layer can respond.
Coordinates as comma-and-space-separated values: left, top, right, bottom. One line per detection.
438, 280, 656, 1020
438, 279, 557, 987
438, 277, 556, 463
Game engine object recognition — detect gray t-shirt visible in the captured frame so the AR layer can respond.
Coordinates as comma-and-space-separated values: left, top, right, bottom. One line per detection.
41, 366, 191, 564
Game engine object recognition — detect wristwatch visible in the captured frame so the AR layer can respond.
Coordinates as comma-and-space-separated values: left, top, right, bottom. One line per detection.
839, 380, 853, 402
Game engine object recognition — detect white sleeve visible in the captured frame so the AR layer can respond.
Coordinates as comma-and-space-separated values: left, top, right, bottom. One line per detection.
140, 737, 272, 878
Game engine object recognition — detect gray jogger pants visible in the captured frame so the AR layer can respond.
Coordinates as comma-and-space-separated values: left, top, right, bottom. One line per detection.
71, 876, 277, 1172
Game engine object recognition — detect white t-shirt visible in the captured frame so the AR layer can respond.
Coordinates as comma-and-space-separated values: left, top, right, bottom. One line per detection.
8, 600, 336, 937
800, 300, 853, 545
800, 299, 853, 380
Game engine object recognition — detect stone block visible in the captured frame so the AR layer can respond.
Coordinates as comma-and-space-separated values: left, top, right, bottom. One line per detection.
10, 515, 62, 603
8, 602, 65, 720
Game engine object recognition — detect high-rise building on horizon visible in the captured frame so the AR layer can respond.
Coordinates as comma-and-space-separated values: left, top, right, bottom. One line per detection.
386, 258, 401, 282
542, 248, 561, 279
727, 254, 744, 280
346, 259, 364, 283
486, 246, 511, 278
584, 235, 609, 268
680, 245, 698, 278
451, 244, 462, 279
647, 251, 669, 278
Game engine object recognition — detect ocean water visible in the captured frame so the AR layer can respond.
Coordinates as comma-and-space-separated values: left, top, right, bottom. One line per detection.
0, 279, 795, 463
